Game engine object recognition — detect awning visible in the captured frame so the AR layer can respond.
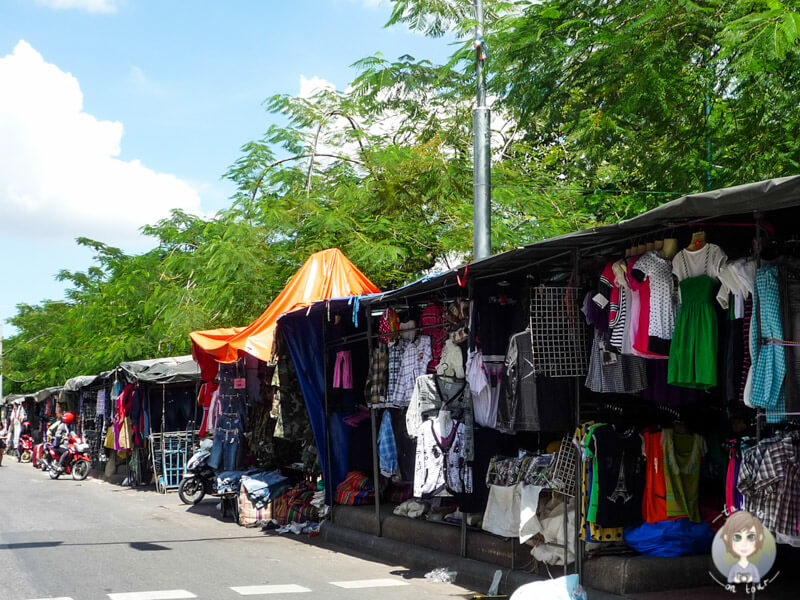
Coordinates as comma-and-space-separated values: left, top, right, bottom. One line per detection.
62, 375, 102, 393
365, 175, 800, 303
190, 248, 380, 372
118, 355, 200, 385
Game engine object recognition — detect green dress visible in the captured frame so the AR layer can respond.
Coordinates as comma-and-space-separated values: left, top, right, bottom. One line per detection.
668, 275, 717, 389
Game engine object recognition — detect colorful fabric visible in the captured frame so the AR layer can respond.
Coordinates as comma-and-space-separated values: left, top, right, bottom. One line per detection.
335, 471, 375, 505
420, 303, 446, 372
238, 486, 272, 527
749, 265, 787, 423
377, 410, 398, 477
272, 481, 319, 524
378, 308, 399, 344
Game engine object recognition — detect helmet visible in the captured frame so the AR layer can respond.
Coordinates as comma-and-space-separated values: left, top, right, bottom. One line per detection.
62, 412, 75, 424
22, 421, 30, 427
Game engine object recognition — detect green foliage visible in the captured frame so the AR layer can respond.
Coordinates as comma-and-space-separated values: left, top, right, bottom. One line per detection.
5, 0, 800, 393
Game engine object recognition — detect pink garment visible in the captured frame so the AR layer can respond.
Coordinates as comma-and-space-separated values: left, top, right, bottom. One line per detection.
725, 447, 736, 516
333, 350, 353, 389
628, 257, 664, 358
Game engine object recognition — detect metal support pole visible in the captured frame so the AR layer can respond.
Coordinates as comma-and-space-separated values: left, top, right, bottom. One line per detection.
573, 248, 583, 582
322, 312, 335, 524
473, 0, 491, 260
367, 303, 382, 537
461, 519, 467, 558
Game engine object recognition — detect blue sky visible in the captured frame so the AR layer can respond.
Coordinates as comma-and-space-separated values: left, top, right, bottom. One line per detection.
0, 0, 455, 335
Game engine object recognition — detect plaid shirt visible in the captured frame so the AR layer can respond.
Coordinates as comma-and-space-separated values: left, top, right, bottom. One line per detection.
365, 342, 389, 404
377, 409, 398, 477
387, 339, 409, 405
738, 432, 800, 533
393, 336, 432, 407
749, 265, 787, 423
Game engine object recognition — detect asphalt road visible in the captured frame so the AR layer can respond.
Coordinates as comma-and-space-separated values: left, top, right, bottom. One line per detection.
0, 459, 474, 600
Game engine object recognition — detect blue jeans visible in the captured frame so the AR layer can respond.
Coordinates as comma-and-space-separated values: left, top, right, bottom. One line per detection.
209, 414, 242, 471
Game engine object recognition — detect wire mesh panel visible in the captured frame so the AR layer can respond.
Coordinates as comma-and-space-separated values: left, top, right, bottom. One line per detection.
529, 286, 588, 377
548, 435, 578, 498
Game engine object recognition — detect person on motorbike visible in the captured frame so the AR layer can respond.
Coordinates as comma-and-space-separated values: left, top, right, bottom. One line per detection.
47, 413, 75, 472
16, 421, 32, 462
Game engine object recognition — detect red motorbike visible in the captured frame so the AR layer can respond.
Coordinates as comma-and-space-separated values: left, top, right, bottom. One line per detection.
17, 434, 34, 463
45, 433, 91, 481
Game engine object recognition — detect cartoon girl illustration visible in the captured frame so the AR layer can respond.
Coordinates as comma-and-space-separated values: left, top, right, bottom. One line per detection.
720, 511, 764, 584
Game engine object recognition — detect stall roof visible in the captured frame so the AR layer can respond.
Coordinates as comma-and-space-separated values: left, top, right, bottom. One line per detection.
364, 175, 800, 303
118, 355, 200, 385
190, 248, 380, 365
62, 375, 102, 392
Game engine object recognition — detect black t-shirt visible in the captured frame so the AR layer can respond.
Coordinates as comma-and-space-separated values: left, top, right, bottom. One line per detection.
591, 424, 644, 528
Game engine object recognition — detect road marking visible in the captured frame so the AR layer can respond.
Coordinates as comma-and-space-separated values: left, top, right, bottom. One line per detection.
329, 579, 411, 589
29, 597, 74, 600
231, 585, 311, 595
108, 591, 197, 600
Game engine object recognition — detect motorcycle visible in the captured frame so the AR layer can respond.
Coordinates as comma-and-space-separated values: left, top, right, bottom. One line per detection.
46, 433, 91, 481
17, 434, 34, 463
178, 441, 215, 505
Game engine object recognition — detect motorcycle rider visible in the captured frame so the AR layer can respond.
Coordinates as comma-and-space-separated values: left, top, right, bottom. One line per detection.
47, 413, 75, 472
16, 420, 32, 462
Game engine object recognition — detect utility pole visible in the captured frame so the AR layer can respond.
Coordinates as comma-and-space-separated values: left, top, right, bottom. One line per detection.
473, 0, 491, 259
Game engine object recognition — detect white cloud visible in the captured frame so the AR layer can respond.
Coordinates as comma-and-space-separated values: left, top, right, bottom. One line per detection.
298, 75, 336, 99
0, 41, 202, 243
34, 0, 120, 13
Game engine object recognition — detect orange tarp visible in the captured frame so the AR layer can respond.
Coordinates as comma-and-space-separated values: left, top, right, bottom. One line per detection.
190, 248, 380, 365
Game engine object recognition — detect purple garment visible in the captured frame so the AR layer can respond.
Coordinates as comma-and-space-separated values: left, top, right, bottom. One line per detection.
641, 360, 703, 408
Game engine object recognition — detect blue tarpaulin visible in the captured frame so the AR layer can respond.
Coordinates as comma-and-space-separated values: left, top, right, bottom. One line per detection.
278, 302, 357, 504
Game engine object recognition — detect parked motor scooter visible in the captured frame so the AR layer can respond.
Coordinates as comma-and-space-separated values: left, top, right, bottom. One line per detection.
46, 433, 91, 480
178, 439, 216, 505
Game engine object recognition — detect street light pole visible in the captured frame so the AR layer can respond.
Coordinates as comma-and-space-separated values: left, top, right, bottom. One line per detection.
473, 0, 491, 260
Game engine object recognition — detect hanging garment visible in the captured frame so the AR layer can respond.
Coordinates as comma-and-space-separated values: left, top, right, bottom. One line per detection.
413, 419, 472, 497
499, 329, 539, 432
365, 342, 389, 405
377, 410, 398, 478
668, 276, 719, 389
96, 389, 106, 417
436, 337, 465, 379
631, 250, 677, 355
779, 257, 800, 413
482, 482, 521, 537
587, 424, 644, 528
392, 336, 432, 407
466, 349, 495, 428
749, 264, 787, 423
642, 430, 687, 523
661, 429, 706, 523
378, 308, 399, 344
406, 374, 474, 460
386, 338, 409, 406
585, 328, 648, 394
420, 302, 446, 372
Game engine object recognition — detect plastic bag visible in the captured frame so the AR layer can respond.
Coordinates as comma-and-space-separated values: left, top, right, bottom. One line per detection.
424, 568, 457, 583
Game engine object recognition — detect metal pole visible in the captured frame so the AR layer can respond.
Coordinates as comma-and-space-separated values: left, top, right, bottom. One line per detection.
366, 312, 382, 537
473, 0, 491, 259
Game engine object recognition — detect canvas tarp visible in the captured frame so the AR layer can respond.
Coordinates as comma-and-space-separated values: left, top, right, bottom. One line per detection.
118, 355, 200, 385
366, 175, 800, 303
190, 248, 380, 376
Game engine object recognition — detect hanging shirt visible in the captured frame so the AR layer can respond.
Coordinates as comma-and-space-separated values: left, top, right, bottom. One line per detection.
672, 243, 727, 282
661, 429, 706, 523
377, 409, 398, 478
365, 342, 389, 405
632, 250, 678, 354
413, 419, 472, 497
406, 374, 474, 460
386, 338, 409, 406
466, 349, 495, 428
392, 335, 433, 407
